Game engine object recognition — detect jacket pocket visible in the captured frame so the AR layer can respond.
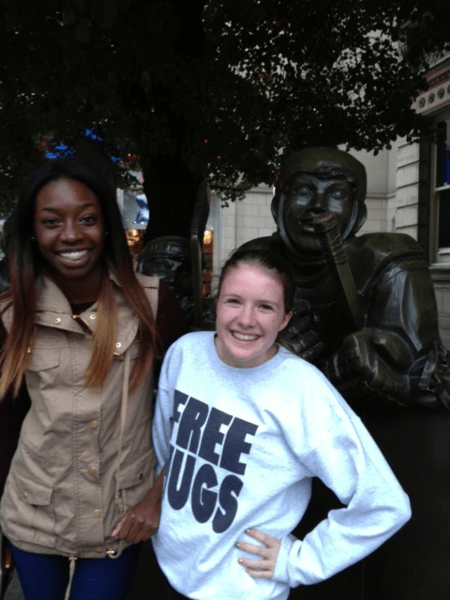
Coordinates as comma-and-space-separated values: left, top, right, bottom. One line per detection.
25, 350, 60, 393
5, 467, 56, 546
116, 448, 156, 510
26, 349, 60, 371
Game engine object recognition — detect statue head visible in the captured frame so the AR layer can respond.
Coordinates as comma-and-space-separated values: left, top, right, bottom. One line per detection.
137, 235, 192, 299
271, 147, 367, 260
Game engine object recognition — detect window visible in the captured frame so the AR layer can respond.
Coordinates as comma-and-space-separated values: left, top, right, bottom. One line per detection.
433, 115, 450, 262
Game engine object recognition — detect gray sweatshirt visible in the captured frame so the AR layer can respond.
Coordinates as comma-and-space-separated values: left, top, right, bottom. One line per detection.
152, 331, 411, 600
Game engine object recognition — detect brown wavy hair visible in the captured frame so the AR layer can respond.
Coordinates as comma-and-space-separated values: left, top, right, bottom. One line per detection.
0, 159, 158, 398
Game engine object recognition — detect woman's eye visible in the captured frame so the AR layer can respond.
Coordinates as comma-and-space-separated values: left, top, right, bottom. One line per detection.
259, 304, 274, 311
81, 215, 97, 224
225, 298, 240, 305
42, 218, 60, 227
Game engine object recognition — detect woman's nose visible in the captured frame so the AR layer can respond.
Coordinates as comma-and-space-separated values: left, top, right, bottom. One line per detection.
237, 305, 255, 326
60, 220, 82, 242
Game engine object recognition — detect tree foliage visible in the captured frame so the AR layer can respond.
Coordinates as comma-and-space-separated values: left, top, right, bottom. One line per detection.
0, 0, 448, 235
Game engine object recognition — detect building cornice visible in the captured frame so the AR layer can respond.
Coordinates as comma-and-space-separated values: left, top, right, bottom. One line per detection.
412, 53, 450, 115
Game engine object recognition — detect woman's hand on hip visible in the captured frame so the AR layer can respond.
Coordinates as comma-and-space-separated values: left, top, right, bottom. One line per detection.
112, 468, 164, 544
236, 528, 281, 579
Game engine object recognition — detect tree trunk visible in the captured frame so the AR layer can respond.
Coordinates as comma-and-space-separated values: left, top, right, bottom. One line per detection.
142, 0, 206, 244
143, 154, 202, 243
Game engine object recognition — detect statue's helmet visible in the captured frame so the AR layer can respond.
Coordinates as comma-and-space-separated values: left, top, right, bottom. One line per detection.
139, 235, 191, 262
137, 235, 192, 294
271, 147, 367, 257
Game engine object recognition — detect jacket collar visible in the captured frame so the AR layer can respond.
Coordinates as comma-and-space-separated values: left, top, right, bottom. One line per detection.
33, 272, 139, 354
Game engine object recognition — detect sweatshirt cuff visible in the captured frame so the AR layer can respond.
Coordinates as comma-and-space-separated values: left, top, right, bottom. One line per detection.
273, 533, 301, 585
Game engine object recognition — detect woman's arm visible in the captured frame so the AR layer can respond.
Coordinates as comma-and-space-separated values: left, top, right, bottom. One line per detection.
1, 319, 30, 570
0, 320, 30, 498
112, 284, 186, 544
236, 385, 411, 587
112, 467, 165, 544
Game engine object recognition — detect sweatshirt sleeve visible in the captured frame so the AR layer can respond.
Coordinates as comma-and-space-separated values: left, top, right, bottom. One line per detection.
273, 379, 411, 587
152, 340, 182, 474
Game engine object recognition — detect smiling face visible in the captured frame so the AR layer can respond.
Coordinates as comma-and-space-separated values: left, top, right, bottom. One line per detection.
215, 263, 292, 368
34, 178, 105, 302
283, 174, 354, 257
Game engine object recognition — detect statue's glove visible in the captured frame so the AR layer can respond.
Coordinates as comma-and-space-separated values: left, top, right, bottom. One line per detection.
279, 299, 325, 364
322, 330, 412, 406
413, 342, 450, 410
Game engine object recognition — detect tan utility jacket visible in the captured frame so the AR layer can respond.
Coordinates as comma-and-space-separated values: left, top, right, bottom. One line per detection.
0, 271, 159, 558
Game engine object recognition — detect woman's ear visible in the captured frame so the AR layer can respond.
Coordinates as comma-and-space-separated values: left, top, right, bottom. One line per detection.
280, 310, 293, 332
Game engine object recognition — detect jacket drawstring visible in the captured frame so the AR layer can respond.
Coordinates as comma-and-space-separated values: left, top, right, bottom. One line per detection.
64, 556, 77, 599
64, 348, 131, 599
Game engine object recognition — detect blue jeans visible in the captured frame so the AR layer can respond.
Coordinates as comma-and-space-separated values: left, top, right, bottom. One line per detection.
10, 543, 141, 600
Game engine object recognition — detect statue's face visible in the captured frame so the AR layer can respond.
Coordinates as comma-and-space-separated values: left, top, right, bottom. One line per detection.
283, 174, 354, 257
143, 255, 192, 297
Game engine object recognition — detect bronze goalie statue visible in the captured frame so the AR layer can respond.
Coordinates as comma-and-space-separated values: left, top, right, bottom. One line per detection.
240, 147, 450, 600
241, 147, 450, 411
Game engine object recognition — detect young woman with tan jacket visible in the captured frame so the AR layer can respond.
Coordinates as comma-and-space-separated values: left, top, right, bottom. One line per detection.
0, 158, 185, 600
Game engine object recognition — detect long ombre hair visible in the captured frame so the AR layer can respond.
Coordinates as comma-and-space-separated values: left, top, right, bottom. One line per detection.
0, 159, 158, 398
